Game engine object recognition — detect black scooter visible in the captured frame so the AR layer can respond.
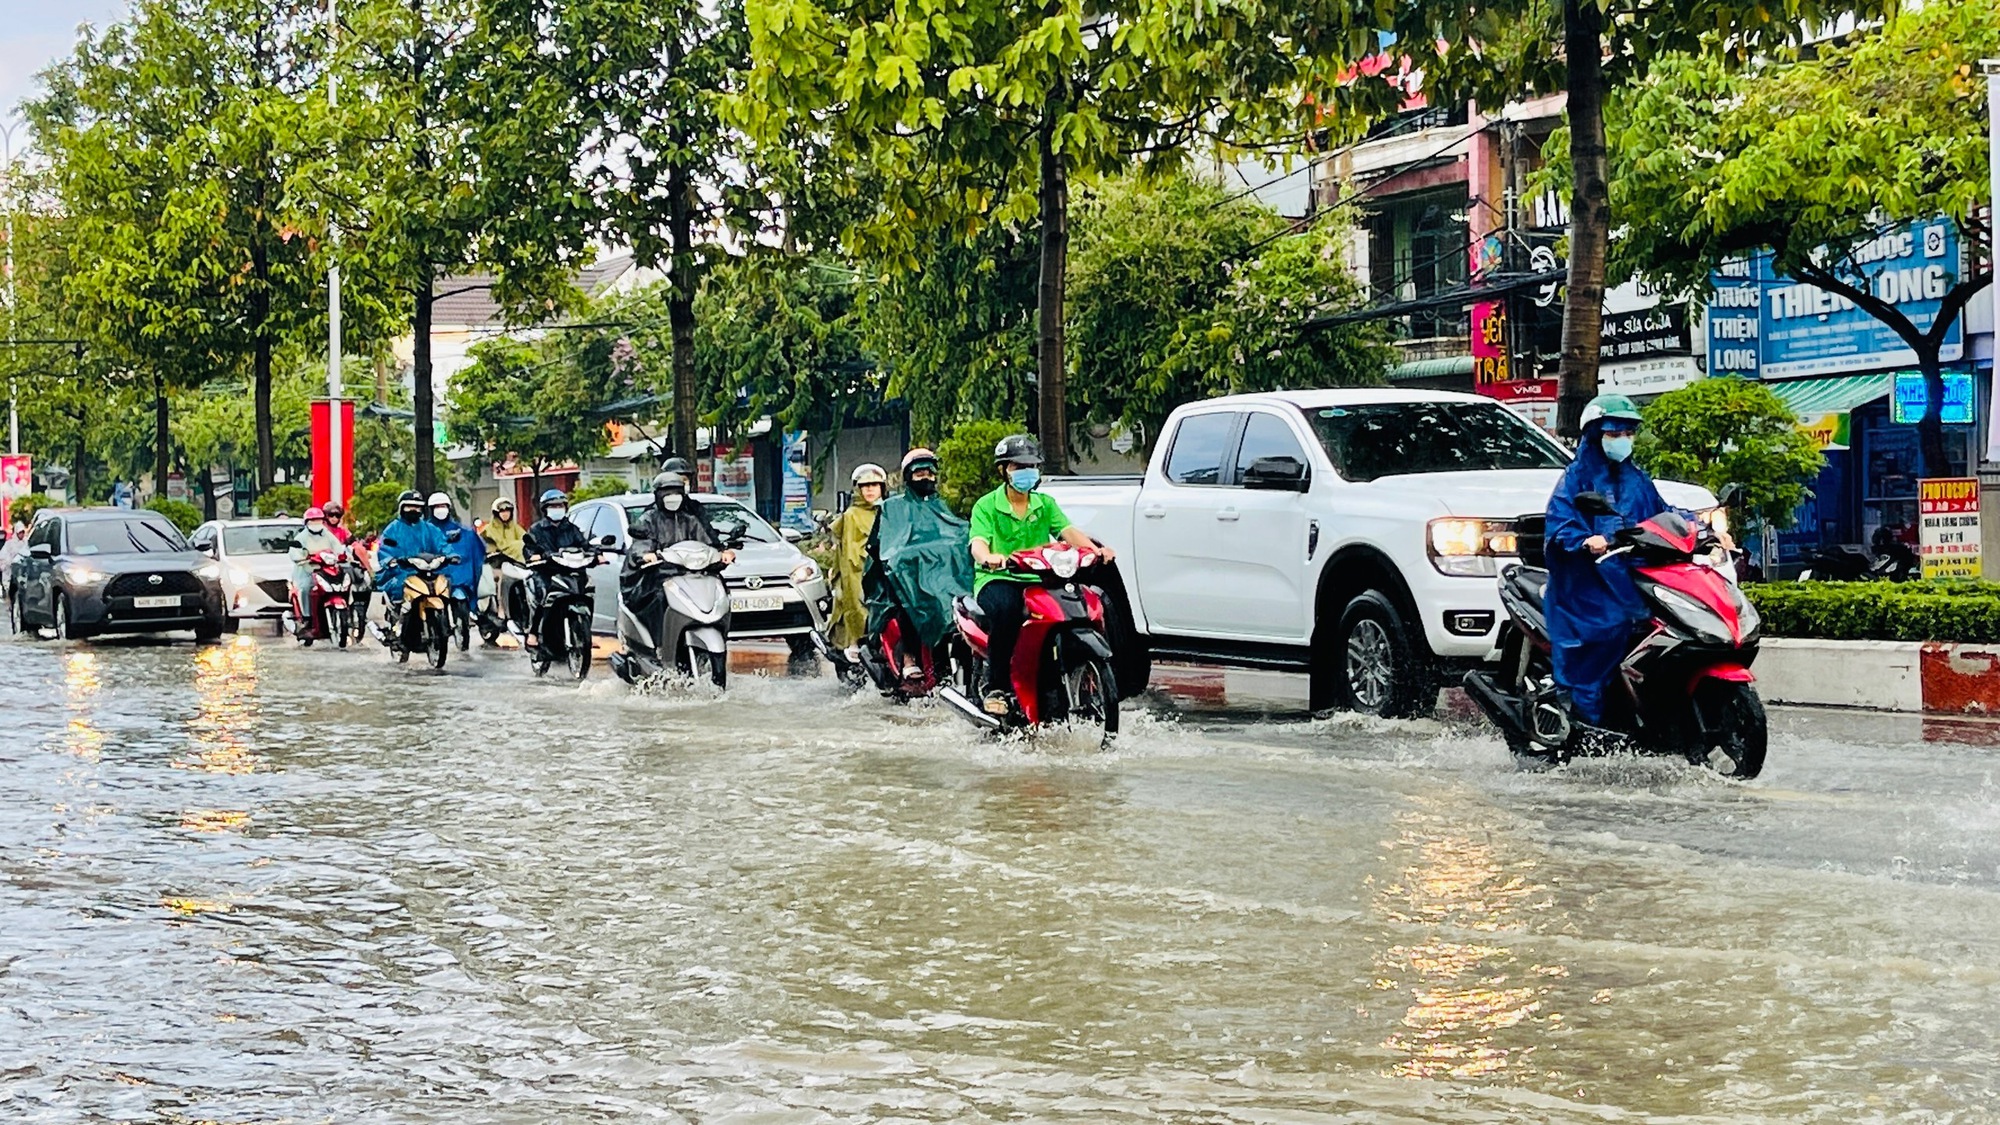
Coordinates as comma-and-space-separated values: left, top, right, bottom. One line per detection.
1799, 529, 1918, 581
517, 536, 616, 682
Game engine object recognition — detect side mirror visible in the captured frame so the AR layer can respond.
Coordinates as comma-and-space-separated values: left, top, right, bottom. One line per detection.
780, 527, 804, 543
1243, 456, 1309, 492
1574, 491, 1616, 517
29, 543, 52, 559
628, 526, 651, 540
598, 533, 618, 547
1716, 483, 1745, 509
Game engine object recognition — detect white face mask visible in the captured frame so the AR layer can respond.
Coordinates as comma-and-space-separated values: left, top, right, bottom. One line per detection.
306, 521, 326, 535
431, 506, 451, 521
546, 506, 568, 523
660, 493, 684, 511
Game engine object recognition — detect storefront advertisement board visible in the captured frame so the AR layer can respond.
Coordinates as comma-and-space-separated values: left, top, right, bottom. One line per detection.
780, 431, 812, 532
1918, 476, 1981, 580
1890, 371, 1975, 425
1, 454, 31, 528
712, 445, 756, 508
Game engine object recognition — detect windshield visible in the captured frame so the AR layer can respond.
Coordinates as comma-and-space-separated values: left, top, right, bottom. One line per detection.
223, 525, 298, 556
1303, 401, 1568, 482
623, 500, 780, 544
66, 517, 188, 556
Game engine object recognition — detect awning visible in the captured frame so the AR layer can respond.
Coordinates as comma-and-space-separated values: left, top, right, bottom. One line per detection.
1763, 373, 1893, 451
1388, 355, 1475, 382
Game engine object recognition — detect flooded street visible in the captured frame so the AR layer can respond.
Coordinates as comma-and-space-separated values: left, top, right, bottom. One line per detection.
5, 634, 2000, 1123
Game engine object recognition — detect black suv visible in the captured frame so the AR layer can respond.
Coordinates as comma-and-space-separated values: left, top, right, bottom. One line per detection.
11, 509, 226, 641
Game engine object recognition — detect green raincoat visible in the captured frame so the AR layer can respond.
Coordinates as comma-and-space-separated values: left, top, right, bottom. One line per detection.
825, 497, 878, 648
865, 492, 973, 648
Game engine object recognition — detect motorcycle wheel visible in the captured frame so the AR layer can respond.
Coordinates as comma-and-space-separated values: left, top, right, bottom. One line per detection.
1688, 680, 1766, 779
426, 610, 450, 671
477, 613, 501, 646
455, 604, 471, 652
528, 625, 554, 678
335, 608, 350, 649
565, 610, 591, 681
692, 647, 727, 688
1063, 653, 1120, 743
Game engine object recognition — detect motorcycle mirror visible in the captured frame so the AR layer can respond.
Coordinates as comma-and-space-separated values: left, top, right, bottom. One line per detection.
1716, 483, 1745, 509
598, 534, 618, 547
1574, 491, 1616, 517
628, 526, 652, 539
445, 529, 463, 543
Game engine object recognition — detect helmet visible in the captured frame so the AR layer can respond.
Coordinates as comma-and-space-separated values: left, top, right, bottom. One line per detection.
397, 489, 423, 506
303, 506, 325, 521
426, 491, 451, 508
1579, 393, 1644, 430
490, 497, 514, 515
993, 433, 1042, 466
850, 463, 888, 487
322, 500, 344, 516
539, 488, 568, 507
660, 456, 693, 475
900, 448, 938, 474
651, 470, 689, 494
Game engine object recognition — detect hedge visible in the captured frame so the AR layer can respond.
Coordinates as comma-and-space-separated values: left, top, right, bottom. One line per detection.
1744, 580, 2000, 643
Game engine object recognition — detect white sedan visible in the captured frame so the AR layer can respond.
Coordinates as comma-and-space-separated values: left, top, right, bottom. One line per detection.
189, 519, 302, 632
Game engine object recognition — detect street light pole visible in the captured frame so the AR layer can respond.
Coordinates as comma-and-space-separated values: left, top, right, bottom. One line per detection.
4, 112, 21, 457
1983, 60, 1999, 464
326, 0, 344, 508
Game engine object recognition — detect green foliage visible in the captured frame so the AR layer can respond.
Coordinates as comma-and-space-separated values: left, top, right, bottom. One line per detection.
690, 255, 879, 442
571, 476, 637, 502
255, 484, 314, 518
1635, 379, 1824, 533
935, 418, 1021, 516
9, 494, 56, 528
347, 481, 406, 537
144, 498, 203, 533
1067, 173, 1388, 449
447, 335, 614, 478
1746, 582, 2000, 644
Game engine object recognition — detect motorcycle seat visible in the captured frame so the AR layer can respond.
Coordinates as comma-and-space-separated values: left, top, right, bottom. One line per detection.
954, 595, 987, 625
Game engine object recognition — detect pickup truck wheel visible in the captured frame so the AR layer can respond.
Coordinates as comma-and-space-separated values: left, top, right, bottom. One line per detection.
1332, 591, 1432, 719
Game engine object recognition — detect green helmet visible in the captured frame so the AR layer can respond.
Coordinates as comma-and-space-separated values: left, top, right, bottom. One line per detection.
1579, 393, 1643, 430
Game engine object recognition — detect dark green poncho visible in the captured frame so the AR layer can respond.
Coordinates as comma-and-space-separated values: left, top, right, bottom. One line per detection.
864, 493, 973, 648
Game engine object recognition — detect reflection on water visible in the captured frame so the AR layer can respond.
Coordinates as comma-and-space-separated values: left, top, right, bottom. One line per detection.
175, 639, 263, 774
63, 649, 104, 760
1371, 794, 1561, 1081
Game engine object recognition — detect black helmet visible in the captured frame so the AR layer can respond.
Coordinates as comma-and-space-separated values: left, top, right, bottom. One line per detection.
993, 433, 1042, 467
396, 489, 423, 508
660, 456, 693, 475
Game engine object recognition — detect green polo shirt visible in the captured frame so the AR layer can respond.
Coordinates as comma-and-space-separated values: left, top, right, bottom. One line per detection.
968, 485, 1072, 591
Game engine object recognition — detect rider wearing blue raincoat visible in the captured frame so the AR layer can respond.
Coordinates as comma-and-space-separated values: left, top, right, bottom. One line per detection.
425, 492, 485, 602
1544, 394, 1680, 725
375, 490, 451, 605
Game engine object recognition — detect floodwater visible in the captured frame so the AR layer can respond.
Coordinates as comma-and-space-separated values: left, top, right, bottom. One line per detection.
4, 633, 2000, 1123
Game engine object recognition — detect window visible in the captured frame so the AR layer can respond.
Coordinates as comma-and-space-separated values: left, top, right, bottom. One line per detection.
1164, 412, 1239, 485
1233, 413, 1310, 482
626, 500, 780, 544
222, 525, 296, 556
573, 504, 612, 543
64, 517, 187, 557
1304, 401, 1567, 483
30, 520, 57, 550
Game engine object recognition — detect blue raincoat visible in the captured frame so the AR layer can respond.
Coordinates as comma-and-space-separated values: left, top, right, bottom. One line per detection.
374, 516, 449, 599
1544, 422, 1677, 724
430, 516, 485, 601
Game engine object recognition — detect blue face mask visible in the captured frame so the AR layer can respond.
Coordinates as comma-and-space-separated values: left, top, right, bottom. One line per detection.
1601, 434, 1635, 463
1008, 467, 1041, 493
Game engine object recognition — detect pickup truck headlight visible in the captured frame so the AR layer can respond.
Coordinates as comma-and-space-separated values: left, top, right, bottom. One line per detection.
1427, 518, 1519, 577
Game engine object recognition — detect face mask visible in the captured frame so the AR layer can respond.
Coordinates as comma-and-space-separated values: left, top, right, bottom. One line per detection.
546, 506, 568, 523
399, 508, 421, 524
306, 521, 326, 535
660, 493, 684, 511
908, 477, 937, 498
1008, 467, 1041, 493
431, 506, 451, 521
1601, 435, 1635, 463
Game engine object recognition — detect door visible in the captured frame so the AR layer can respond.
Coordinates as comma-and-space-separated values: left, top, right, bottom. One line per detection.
1212, 410, 1316, 642
20, 518, 58, 624
1130, 410, 1242, 636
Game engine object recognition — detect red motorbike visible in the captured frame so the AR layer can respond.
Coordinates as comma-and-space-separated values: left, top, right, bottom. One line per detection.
1462, 489, 1766, 778
292, 549, 357, 649
938, 544, 1120, 743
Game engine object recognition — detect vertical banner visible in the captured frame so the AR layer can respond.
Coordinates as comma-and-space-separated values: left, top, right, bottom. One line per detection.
0, 454, 32, 528
1471, 299, 1557, 413
1919, 477, 1981, 579
309, 399, 355, 508
712, 444, 756, 508
780, 430, 812, 532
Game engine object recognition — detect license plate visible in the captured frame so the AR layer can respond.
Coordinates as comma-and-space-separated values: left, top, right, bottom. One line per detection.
133, 595, 179, 609
730, 594, 784, 613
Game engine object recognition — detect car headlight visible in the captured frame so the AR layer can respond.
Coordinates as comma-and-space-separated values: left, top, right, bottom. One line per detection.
1426, 518, 1519, 577
227, 566, 251, 587
195, 561, 221, 579
63, 563, 105, 584
790, 561, 820, 584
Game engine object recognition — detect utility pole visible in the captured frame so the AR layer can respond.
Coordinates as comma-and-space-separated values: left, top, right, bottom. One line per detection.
325, 0, 345, 506
3, 111, 21, 456
1985, 60, 2000, 464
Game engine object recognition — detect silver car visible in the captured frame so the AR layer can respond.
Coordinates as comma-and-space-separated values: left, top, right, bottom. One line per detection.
190, 519, 303, 632
569, 492, 825, 648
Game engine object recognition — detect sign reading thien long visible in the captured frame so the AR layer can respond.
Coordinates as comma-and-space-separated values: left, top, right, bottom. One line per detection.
1919, 477, 1982, 580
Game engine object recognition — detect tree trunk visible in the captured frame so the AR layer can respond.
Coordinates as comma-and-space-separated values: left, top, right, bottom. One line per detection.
1035, 106, 1071, 474
414, 266, 437, 495
153, 374, 170, 504
1916, 345, 1950, 480
1555, 0, 1609, 439
667, 163, 699, 464
253, 238, 276, 489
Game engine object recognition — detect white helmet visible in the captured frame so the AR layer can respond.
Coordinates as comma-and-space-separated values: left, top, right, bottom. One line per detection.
850, 463, 888, 487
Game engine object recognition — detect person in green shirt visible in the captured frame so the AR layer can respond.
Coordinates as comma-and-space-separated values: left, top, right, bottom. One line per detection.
967, 433, 1115, 715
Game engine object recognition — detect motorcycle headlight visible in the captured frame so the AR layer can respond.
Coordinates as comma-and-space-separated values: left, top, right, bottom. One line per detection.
1046, 547, 1081, 579
1427, 518, 1519, 577
790, 561, 820, 584
1652, 586, 1736, 646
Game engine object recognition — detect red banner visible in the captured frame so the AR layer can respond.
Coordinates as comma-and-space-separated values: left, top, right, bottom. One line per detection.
310, 399, 355, 508
1, 454, 31, 529
1471, 300, 1557, 404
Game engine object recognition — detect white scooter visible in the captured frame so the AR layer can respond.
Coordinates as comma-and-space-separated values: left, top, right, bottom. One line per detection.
609, 537, 733, 687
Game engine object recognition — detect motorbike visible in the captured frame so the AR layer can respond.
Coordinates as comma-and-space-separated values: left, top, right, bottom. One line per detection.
517, 539, 612, 681
1461, 489, 1767, 779
476, 557, 532, 646
450, 584, 476, 652
937, 544, 1120, 744
797, 568, 953, 699
610, 536, 732, 688
376, 550, 461, 671
291, 549, 356, 649
1799, 531, 1919, 582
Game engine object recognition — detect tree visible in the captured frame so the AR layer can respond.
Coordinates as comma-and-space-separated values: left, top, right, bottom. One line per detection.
738, 0, 1376, 472
1599, 4, 1996, 478
936, 417, 1022, 515
30, 0, 330, 490
1067, 172, 1388, 449
446, 335, 613, 493
1636, 379, 1824, 534
692, 253, 881, 445
1377, 0, 1890, 436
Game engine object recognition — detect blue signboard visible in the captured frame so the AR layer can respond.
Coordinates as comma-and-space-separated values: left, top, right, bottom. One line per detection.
1707, 219, 1965, 380
1891, 371, 1975, 424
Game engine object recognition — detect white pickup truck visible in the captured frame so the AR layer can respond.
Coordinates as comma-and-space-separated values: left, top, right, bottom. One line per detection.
1046, 388, 1716, 716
